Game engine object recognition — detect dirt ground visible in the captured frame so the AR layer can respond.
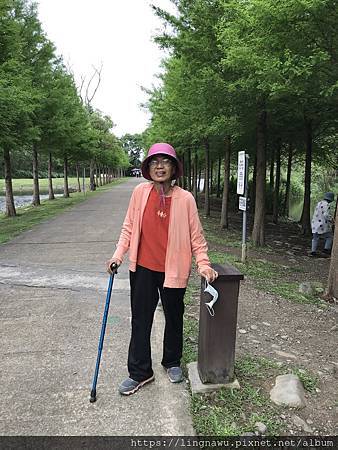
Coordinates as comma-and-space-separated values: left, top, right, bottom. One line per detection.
199, 210, 338, 436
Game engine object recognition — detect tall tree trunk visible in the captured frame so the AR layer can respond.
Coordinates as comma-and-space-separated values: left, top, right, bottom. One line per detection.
181, 154, 186, 189
300, 119, 312, 235
283, 145, 293, 217
204, 140, 210, 216
76, 162, 81, 192
90, 159, 96, 191
48, 152, 55, 200
326, 209, 338, 299
95, 165, 99, 186
94, 165, 98, 188
220, 136, 231, 229
198, 168, 201, 193
250, 155, 257, 214
217, 156, 221, 198
3, 147, 16, 217
192, 151, 198, 201
272, 142, 281, 224
210, 158, 213, 196
32, 143, 40, 206
269, 147, 275, 193
252, 106, 267, 246
187, 148, 192, 192
99, 165, 103, 186
63, 156, 70, 198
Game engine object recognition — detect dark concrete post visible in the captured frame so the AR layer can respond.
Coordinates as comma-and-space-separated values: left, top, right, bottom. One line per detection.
198, 262, 244, 384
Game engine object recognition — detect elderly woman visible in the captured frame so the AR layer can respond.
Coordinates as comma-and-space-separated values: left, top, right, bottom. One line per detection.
106, 143, 218, 395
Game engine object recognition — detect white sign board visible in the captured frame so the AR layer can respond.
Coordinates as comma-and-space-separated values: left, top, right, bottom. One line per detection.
237, 151, 246, 195
239, 196, 247, 211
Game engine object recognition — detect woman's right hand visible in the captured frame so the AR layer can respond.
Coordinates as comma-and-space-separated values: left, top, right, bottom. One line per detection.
200, 266, 218, 283
106, 257, 121, 274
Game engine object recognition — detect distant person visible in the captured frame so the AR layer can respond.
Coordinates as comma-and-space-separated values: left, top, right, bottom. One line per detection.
310, 192, 334, 257
106, 143, 217, 395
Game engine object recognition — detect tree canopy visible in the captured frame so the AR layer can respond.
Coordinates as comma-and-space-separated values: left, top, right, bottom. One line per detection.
144, 0, 338, 244
0, 0, 128, 215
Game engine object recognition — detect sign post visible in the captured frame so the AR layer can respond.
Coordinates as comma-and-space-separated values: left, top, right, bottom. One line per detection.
237, 151, 245, 196
237, 152, 249, 262
83, 167, 86, 195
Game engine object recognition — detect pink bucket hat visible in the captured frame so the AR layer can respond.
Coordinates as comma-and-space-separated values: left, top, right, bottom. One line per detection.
141, 143, 183, 181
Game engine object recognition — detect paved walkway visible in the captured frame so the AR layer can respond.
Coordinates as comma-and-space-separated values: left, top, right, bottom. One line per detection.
0, 178, 194, 436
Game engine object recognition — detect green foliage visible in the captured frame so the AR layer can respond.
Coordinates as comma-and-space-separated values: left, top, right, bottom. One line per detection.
292, 368, 319, 393
190, 355, 284, 435
0, 0, 37, 149
146, 0, 338, 233
182, 283, 200, 366
120, 133, 145, 169
235, 355, 280, 378
182, 317, 199, 366
0, 0, 125, 207
86, 110, 128, 169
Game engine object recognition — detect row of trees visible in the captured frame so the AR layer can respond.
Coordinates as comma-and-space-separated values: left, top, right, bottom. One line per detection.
143, 0, 338, 246
1, 0, 129, 217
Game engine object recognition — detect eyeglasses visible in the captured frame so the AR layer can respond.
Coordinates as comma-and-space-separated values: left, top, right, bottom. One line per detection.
149, 158, 173, 168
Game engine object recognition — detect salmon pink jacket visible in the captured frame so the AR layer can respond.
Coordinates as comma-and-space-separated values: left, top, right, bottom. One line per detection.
112, 182, 211, 288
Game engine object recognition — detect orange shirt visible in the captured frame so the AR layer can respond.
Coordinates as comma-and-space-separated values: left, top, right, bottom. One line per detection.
137, 187, 172, 272
113, 182, 211, 288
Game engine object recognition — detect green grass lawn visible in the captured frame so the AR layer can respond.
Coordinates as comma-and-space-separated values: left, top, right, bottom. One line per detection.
0, 179, 125, 244
0, 177, 92, 194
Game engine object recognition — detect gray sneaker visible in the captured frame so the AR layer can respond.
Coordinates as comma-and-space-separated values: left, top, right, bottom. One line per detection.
167, 366, 184, 383
118, 375, 155, 395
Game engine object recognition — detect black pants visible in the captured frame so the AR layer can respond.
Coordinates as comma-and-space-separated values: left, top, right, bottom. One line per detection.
128, 265, 186, 381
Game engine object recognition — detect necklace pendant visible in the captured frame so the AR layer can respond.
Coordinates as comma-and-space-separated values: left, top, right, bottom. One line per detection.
157, 210, 167, 219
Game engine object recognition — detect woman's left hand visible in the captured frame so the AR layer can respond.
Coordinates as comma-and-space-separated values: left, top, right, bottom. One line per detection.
200, 267, 218, 283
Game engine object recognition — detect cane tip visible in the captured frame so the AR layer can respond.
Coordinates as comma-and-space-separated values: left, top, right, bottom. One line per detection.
90, 389, 97, 403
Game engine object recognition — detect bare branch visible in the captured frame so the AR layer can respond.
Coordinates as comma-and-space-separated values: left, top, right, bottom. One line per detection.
65, 59, 74, 77
78, 75, 86, 104
86, 63, 103, 105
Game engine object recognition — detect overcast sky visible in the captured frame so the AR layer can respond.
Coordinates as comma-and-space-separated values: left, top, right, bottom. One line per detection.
37, 0, 176, 137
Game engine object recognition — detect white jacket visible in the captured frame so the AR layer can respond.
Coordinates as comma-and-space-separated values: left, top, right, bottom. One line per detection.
311, 200, 333, 234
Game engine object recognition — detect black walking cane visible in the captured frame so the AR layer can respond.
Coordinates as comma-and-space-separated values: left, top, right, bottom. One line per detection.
90, 262, 118, 403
